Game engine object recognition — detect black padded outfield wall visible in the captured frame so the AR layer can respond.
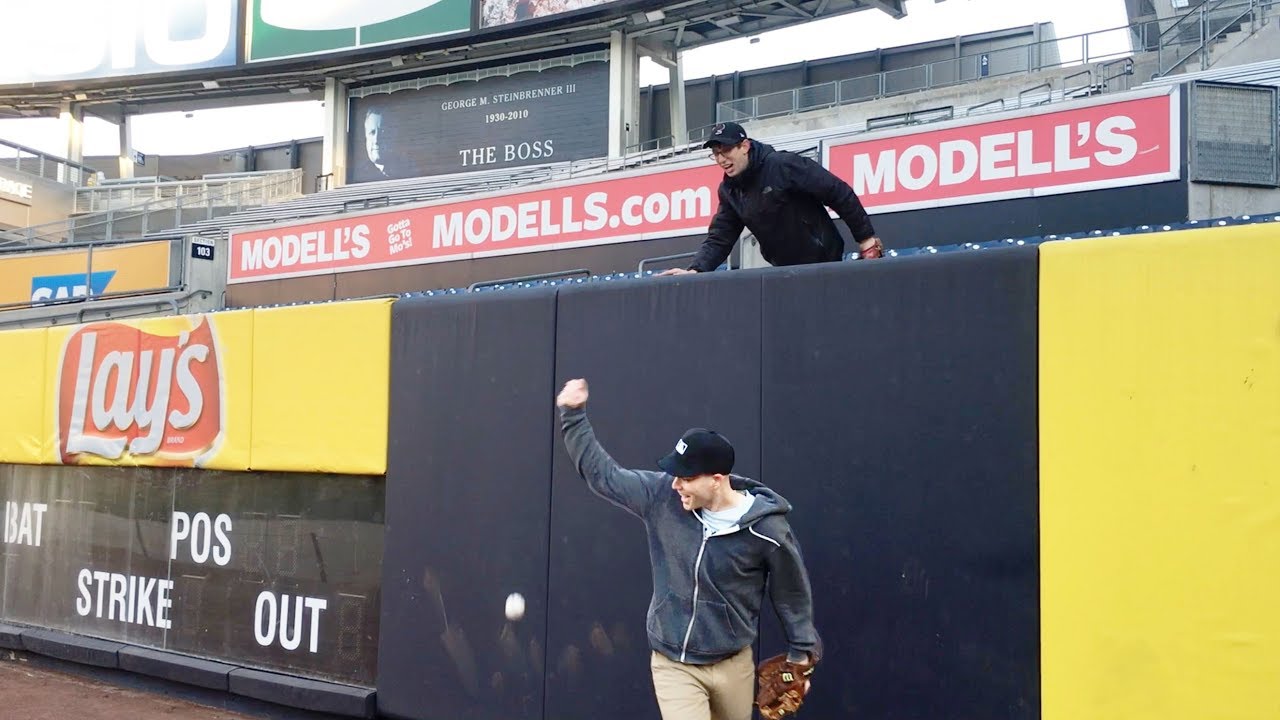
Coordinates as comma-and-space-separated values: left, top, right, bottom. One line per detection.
379, 291, 559, 720
871, 179, 1190, 249
546, 274, 765, 720
0, 464, 385, 686
789, 179, 1190, 253
380, 251, 1041, 719
756, 250, 1041, 719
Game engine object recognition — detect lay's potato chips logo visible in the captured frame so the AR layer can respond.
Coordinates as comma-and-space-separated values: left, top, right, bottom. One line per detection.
56, 317, 224, 466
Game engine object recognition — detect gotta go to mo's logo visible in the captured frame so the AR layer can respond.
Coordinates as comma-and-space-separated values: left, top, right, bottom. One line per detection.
57, 318, 223, 466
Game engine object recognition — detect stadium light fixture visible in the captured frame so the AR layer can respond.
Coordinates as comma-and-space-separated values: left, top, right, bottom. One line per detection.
390, 56, 405, 67
645, 9, 665, 21
202, 80, 220, 89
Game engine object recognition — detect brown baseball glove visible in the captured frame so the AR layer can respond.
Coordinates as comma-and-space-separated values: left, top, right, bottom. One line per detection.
755, 653, 815, 719
859, 237, 885, 260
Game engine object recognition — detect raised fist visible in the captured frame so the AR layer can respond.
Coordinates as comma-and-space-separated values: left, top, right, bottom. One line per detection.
556, 379, 589, 409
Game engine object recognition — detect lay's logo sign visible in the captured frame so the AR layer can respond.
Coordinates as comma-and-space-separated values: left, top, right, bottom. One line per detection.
56, 318, 223, 466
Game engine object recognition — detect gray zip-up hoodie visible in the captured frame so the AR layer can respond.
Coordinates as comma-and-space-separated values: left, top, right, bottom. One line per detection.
561, 406, 822, 666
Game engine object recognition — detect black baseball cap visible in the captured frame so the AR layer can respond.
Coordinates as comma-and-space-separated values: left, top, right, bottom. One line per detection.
703, 122, 749, 148
658, 428, 735, 477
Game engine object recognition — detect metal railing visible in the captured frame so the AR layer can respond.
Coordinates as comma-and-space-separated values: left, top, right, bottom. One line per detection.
74, 169, 303, 213
639, 252, 696, 274
1156, 0, 1280, 76
1098, 57, 1137, 92
548, 138, 697, 179
0, 169, 302, 247
965, 97, 1006, 116
0, 138, 100, 187
1018, 81, 1054, 107
0, 289, 215, 330
715, 19, 1163, 124
468, 268, 591, 291
625, 135, 675, 155
866, 105, 955, 131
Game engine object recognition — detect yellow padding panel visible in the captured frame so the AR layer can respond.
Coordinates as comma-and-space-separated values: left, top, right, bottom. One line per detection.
1040, 224, 1280, 720
0, 328, 49, 463
250, 299, 392, 474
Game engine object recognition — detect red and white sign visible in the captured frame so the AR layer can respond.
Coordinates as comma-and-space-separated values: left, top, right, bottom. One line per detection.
822, 89, 1180, 214
228, 162, 724, 283
57, 318, 224, 466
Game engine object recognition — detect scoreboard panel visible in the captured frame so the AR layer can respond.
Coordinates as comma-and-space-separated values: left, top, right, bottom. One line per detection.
0, 464, 384, 687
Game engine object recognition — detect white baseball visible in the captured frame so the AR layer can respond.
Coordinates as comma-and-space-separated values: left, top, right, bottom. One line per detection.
505, 592, 525, 621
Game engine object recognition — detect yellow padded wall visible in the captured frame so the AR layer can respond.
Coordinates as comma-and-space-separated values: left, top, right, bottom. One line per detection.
1040, 224, 1280, 720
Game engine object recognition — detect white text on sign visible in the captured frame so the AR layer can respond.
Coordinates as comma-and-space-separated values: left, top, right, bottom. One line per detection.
255, 591, 328, 653
851, 117, 1139, 195
75, 569, 174, 629
4, 502, 48, 547
170, 511, 233, 566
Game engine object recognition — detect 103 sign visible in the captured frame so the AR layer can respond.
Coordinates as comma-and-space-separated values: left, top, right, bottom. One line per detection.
0, 1, 239, 85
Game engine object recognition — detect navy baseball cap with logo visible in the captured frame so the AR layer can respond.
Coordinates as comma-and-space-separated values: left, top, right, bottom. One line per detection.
658, 428, 736, 477
703, 122, 749, 148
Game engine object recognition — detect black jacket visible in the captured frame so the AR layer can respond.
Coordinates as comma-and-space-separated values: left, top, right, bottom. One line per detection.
690, 141, 877, 272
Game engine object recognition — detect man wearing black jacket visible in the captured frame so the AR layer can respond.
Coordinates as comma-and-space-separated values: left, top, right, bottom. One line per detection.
662, 122, 883, 275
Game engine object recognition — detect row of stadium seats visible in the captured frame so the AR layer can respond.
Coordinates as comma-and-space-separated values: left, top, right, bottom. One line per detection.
228, 212, 1280, 312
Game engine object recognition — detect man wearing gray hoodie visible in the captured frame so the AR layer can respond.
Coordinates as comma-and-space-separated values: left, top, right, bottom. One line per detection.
556, 378, 821, 720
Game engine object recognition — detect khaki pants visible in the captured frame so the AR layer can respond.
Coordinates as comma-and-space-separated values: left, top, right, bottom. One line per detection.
650, 646, 754, 720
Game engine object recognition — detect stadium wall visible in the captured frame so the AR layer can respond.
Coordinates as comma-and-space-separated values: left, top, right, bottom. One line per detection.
0, 299, 393, 707
871, 179, 1188, 246
2, 219, 1277, 719
1189, 181, 1280, 220
1038, 222, 1280, 720
376, 248, 1042, 720
0, 165, 76, 230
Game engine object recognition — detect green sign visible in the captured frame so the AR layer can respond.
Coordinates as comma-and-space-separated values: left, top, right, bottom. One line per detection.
246, 0, 471, 62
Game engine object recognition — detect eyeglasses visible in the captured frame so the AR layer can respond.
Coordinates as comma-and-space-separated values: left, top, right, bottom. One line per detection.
708, 142, 742, 159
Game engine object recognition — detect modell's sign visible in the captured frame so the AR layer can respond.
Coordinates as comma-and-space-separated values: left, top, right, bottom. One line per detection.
56, 318, 223, 466
227, 162, 722, 283
822, 88, 1180, 213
